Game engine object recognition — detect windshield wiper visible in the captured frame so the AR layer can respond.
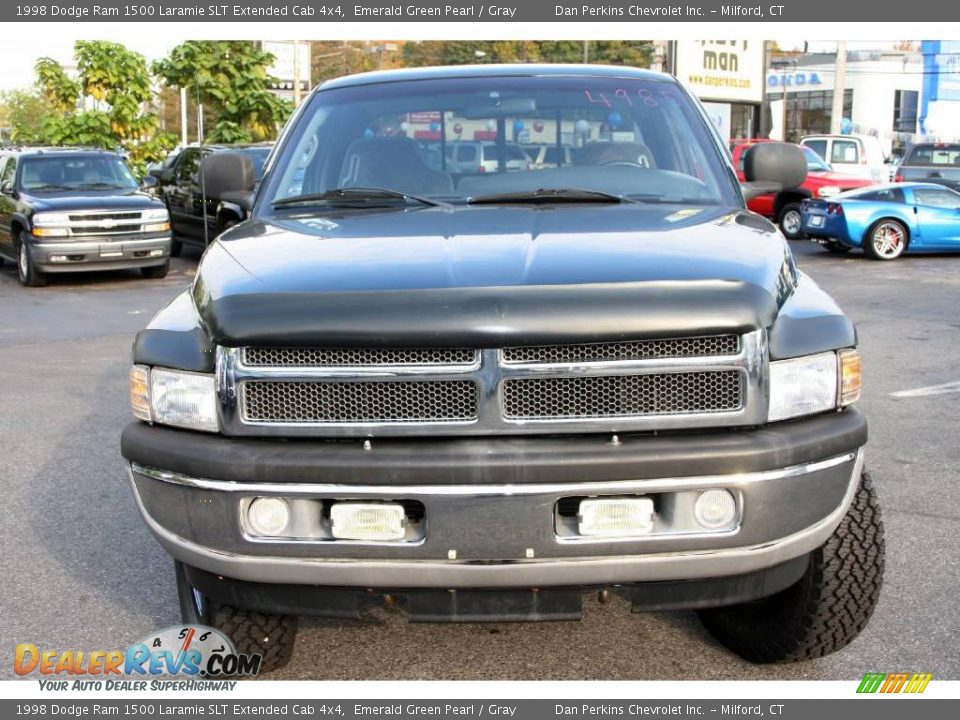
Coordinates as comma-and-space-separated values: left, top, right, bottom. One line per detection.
76, 182, 126, 189
28, 184, 71, 192
467, 188, 642, 205
272, 187, 450, 209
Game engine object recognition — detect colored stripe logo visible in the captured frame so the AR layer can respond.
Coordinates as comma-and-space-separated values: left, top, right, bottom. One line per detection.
857, 672, 933, 694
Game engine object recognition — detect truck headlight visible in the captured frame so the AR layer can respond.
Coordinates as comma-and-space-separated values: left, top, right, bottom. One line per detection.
767, 349, 861, 422
817, 185, 842, 198
142, 207, 169, 221
129, 365, 219, 432
32, 212, 71, 226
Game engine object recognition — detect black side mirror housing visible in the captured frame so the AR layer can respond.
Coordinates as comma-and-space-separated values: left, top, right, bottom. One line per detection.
741, 143, 807, 201
201, 152, 256, 199
150, 167, 174, 184
0, 180, 15, 197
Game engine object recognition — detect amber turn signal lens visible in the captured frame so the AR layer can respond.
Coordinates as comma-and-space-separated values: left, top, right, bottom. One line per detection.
838, 349, 861, 406
130, 365, 151, 422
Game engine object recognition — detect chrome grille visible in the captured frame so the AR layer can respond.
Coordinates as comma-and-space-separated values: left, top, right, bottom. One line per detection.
242, 380, 478, 424
219, 331, 765, 437
67, 211, 142, 222
502, 335, 740, 365
242, 347, 478, 368
502, 371, 744, 420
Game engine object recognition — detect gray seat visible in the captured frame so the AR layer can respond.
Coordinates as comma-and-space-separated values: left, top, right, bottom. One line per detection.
339, 137, 453, 196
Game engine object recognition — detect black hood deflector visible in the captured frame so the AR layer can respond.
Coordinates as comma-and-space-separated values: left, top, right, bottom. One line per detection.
199, 280, 778, 348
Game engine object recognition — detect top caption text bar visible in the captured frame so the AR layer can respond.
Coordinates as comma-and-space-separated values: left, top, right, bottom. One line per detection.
4, 0, 957, 23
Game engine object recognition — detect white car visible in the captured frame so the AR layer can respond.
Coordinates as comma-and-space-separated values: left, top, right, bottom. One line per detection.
800, 134, 888, 183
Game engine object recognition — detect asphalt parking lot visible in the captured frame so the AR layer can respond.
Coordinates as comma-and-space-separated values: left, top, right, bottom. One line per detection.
2, 239, 958, 681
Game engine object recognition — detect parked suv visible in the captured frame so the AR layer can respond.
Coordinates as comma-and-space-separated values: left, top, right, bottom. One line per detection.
122, 66, 883, 671
150, 143, 272, 255
0, 147, 171, 286
731, 140, 873, 239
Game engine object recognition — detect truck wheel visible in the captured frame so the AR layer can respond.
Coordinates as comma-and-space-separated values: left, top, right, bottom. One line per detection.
175, 561, 298, 674
864, 219, 907, 260
169, 239, 183, 258
141, 261, 169, 279
697, 469, 884, 663
17, 233, 47, 287
777, 203, 804, 240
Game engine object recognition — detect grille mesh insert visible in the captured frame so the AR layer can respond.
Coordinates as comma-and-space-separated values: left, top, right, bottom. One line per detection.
242, 347, 478, 367
502, 371, 743, 420
501, 335, 740, 365
242, 380, 478, 424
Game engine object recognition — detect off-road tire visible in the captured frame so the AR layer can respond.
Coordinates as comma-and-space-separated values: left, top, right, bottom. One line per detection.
141, 262, 169, 279
175, 561, 298, 674
698, 469, 884, 663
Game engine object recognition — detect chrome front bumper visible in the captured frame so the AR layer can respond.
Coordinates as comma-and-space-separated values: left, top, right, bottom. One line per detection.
129, 448, 863, 589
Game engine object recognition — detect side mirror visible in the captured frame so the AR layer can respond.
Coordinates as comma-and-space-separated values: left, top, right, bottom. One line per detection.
0, 179, 14, 197
201, 152, 256, 200
141, 174, 158, 190
149, 167, 174, 184
741, 143, 807, 201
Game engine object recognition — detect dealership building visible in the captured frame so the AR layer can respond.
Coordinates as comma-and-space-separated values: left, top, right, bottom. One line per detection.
765, 49, 925, 156
671, 41, 960, 158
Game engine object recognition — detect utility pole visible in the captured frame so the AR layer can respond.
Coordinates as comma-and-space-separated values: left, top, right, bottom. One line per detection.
180, 87, 188, 146
830, 41, 847, 134
293, 40, 302, 107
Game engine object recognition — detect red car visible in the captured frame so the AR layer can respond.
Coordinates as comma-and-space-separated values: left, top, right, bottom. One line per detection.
731, 140, 874, 239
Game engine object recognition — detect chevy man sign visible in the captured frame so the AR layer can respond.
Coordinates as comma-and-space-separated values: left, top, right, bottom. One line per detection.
673, 40, 765, 104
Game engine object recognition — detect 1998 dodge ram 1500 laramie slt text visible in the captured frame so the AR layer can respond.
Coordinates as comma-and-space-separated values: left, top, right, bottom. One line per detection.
121, 65, 883, 672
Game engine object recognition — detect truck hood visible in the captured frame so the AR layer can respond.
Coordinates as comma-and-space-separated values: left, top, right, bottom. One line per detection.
24, 189, 165, 212
194, 204, 794, 347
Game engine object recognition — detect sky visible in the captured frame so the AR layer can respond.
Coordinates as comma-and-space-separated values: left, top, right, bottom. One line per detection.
0, 39, 901, 93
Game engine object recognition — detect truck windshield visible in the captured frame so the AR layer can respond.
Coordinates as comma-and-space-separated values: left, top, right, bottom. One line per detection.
262, 75, 738, 210
20, 155, 138, 192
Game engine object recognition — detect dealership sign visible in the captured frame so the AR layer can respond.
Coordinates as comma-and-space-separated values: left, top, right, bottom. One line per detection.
767, 71, 826, 88
673, 40, 765, 103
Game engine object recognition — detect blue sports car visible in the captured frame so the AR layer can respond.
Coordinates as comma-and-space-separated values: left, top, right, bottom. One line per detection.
801, 182, 960, 260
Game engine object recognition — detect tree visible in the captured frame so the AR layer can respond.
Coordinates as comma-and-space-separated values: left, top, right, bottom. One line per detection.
0, 89, 58, 144
32, 41, 177, 175
400, 41, 654, 69
152, 41, 292, 143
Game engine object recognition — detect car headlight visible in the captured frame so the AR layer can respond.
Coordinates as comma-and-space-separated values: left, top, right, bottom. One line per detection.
142, 207, 170, 222
768, 349, 861, 422
32, 212, 71, 237
129, 365, 219, 432
816, 186, 842, 198
32, 212, 71, 226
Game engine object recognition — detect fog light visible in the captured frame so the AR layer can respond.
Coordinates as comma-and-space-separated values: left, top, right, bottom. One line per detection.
149, 249, 165, 257
578, 497, 654, 537
50, 254, 68, 262
330, 502, 406, 541
247, 497, 291, 537
693, 489, 737, 529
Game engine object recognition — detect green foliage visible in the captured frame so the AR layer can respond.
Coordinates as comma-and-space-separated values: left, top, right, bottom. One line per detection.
35, 57, 81, 112
28, 42, 177, 176
401, 41, 654, 69
0, 89, 57, 144
152, 41, 292, 143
